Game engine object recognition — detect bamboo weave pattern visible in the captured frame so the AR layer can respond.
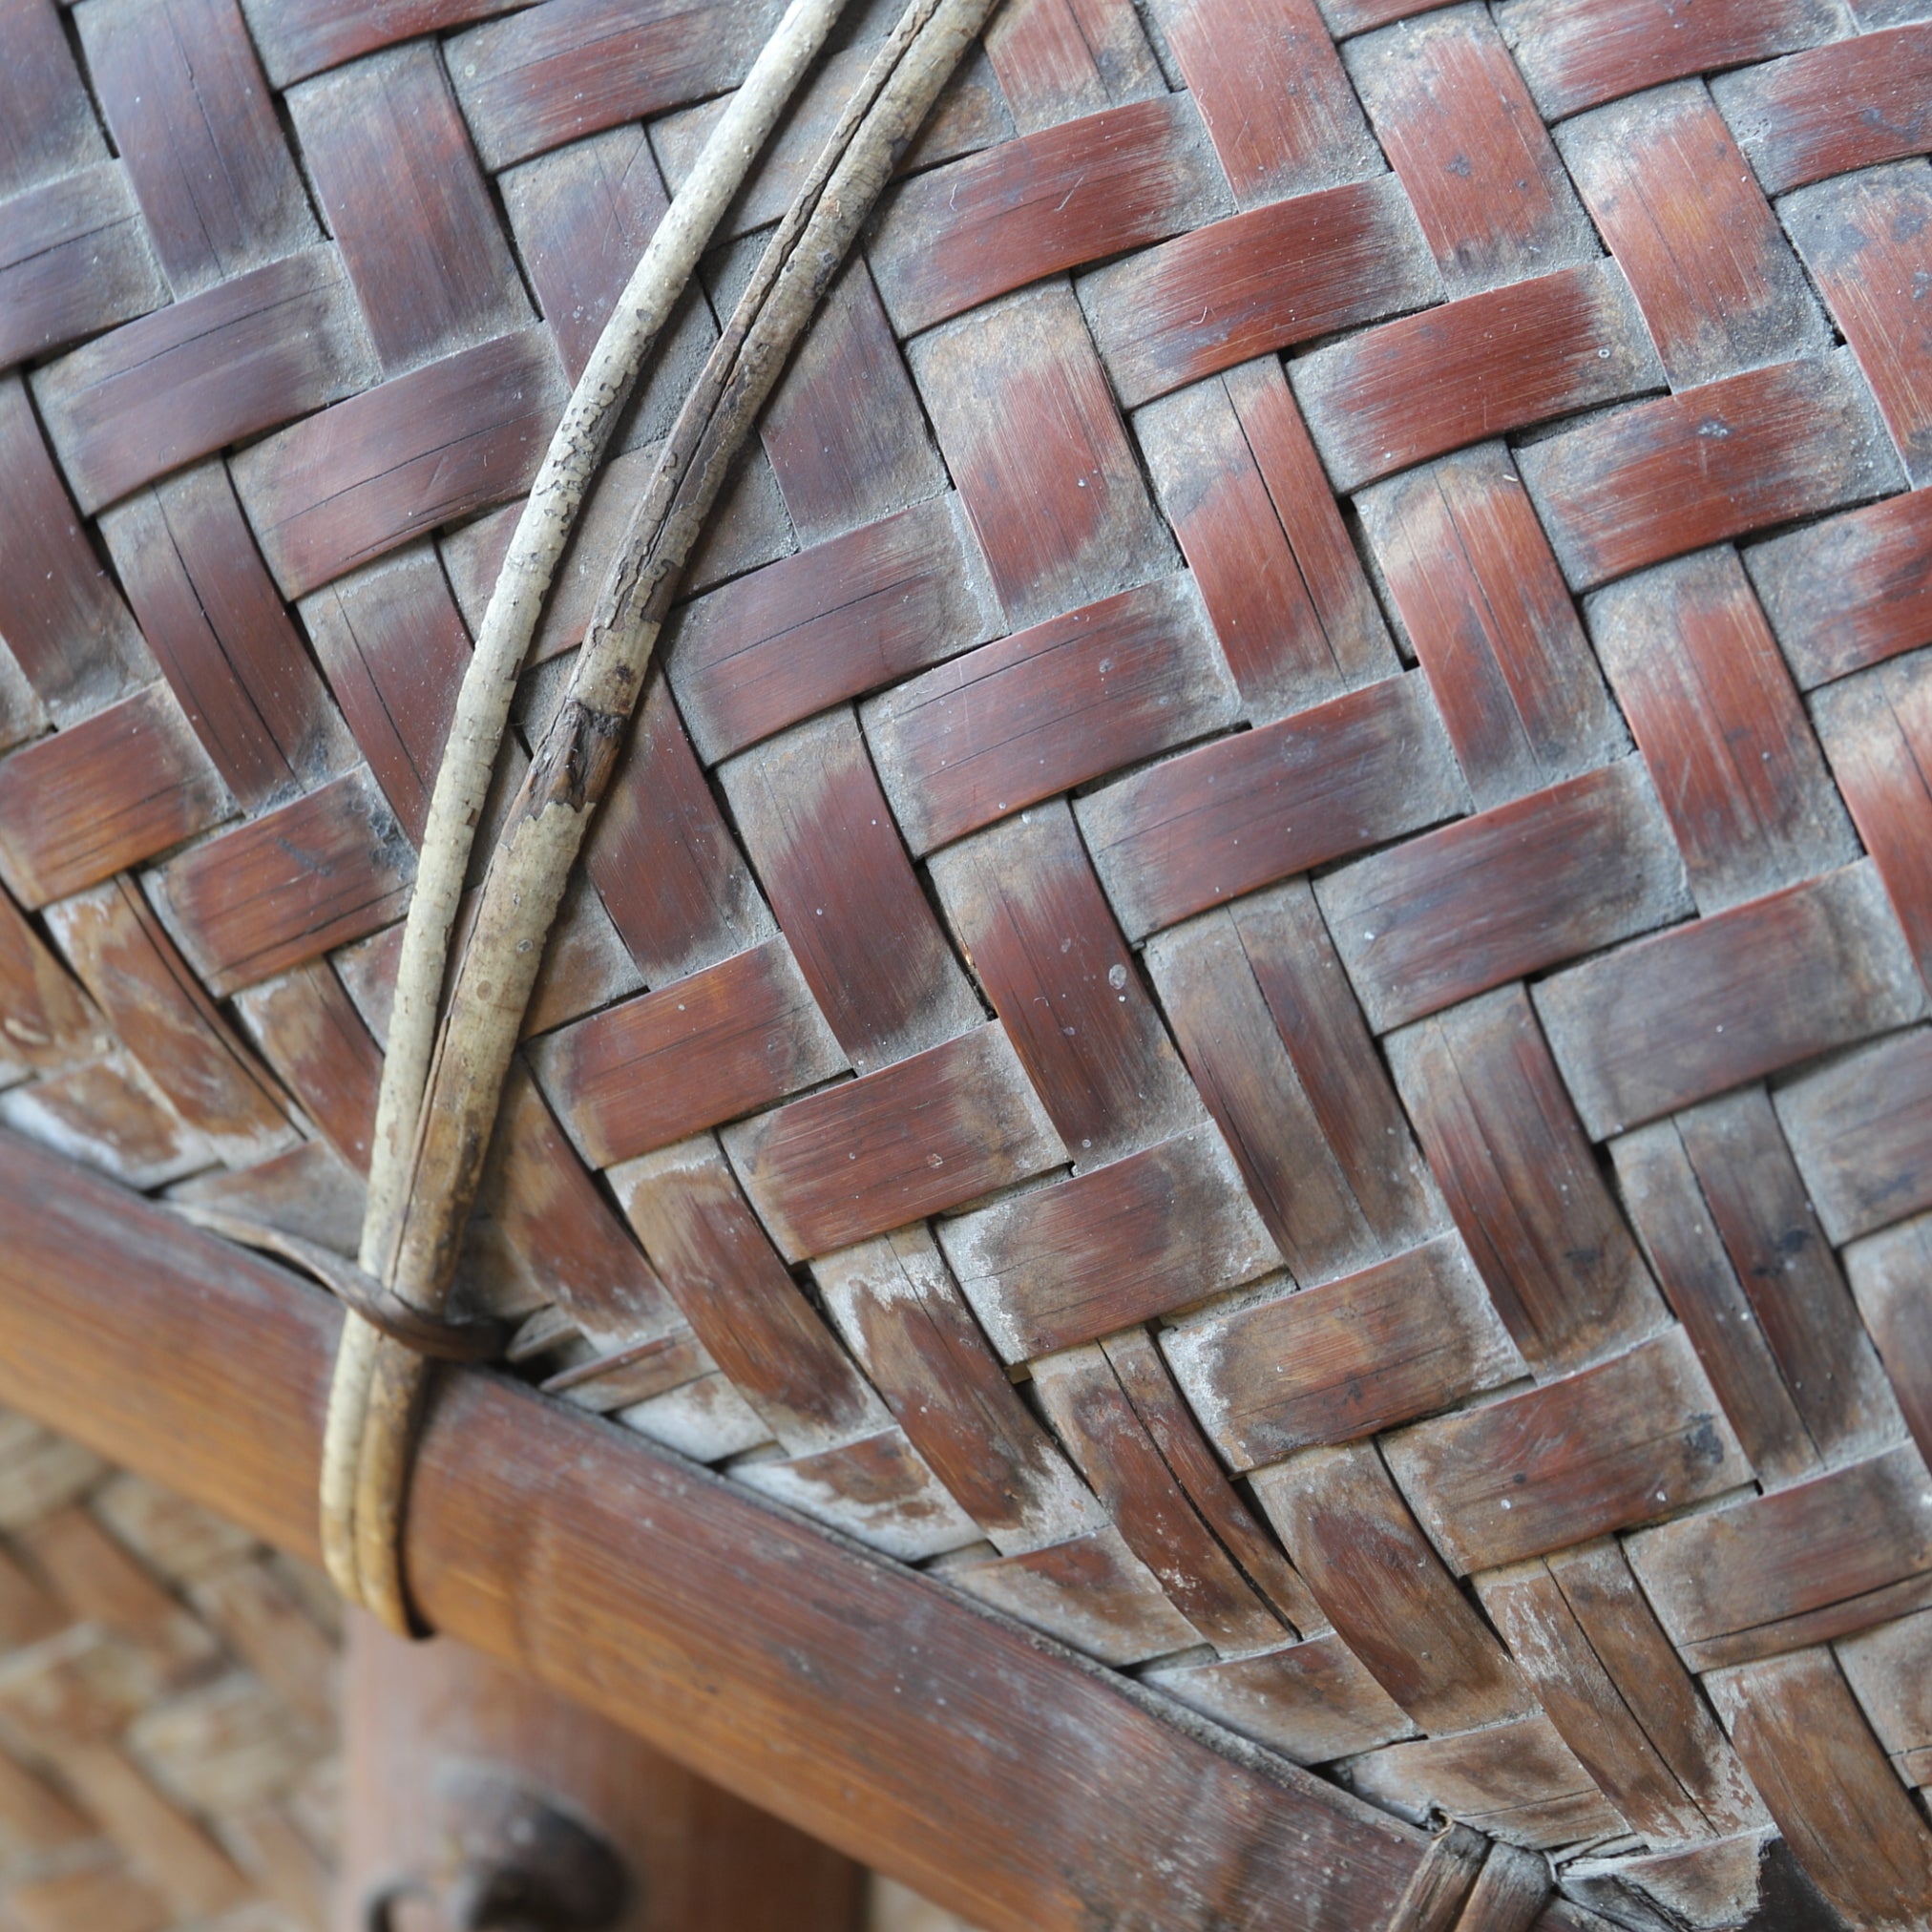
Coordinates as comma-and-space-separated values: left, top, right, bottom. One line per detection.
0, 1407, 337, 1932
2, 0, 1931, 1922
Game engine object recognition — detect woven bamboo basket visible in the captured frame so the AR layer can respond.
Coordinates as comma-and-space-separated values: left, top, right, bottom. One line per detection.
1, 0, 1931, 1922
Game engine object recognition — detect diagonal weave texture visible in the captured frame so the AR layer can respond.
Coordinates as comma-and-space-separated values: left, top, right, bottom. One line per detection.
2, 0, 1932, 1922
0, 1406, 337, 1932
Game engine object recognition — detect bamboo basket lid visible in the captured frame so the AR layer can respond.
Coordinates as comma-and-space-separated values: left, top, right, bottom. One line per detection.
1, 0, 1930, 1922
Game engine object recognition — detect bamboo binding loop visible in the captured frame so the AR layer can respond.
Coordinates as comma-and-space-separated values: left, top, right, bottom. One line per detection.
323, 0, 1010, 1633
324, 0, 862, 1620
4, 0, 1932, 1924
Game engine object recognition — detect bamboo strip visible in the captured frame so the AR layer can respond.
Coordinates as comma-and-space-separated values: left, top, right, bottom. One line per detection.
333, 0, 1006, 1629
324, 0, 853, 1607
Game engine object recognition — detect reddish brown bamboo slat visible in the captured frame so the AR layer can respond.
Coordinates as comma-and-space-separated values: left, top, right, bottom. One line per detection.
818, 1226, 1097, 1554
1478, 1544, 1765, 1845
1587, 549, 1855, 914
722, 710, 983, 1072
1251, 1444, 1533, 1735
289, 42, 530, 374
1520, 354, 1901, 593
728, 1023, 1065, 1261
1707, 1648, 1932, 1928
1614, 1091, 1904, 1488
231, 328, 567, 598
469, 0, 788, 169
232, 961, 382, 1174
45, 881, 296, 1168
300, 548, 472, 846
1715, 26, 1932, 195
0, 163, 165, 370
1315, 761, 1689, 1029
1080, 175, 1438, 409
0, 374, 153, 722
1163, 1234, 1522, 1470
1557, 82, 1824, 390
1079, 672, 1464, 939
1776, 1029, 1932, 1247
1388, 986, 1668, 1375
1849, 1218, 1932, 1474
1146, 881, 1441, 1287
150, 769, 412, 998
1534, 863, 1925, 1139
987, 0, 1166, 123
37, 248, 375, 515
583, 680, 771, 988
939, 1124, 1277, 1358
1139, 358, 1397, 720
1345, 7, 1594, 301
0, 684, 227, 910
669, 497, 996, 764
0, 0, 107, 200
1032, 1343, 1288, 1655
927, 802, 1198, 1166
102, 466, 345, 808
0, 890, 104, 1080
1494, 0, 1842, 120
754, 259, 948, 545
1628, 1444, 1932, 1670
911, 283, 1174, 629
1147, 0, 1374, 209
499, 123, 676, 388
1292, 262, 1661, 494
537, 939, 844, 1167
867, 576, 1237, 856
79, 0, 316, 300
1356, 444, 1625, 809
869, 95, 1228, 335
1383, 1330, 1752, 1576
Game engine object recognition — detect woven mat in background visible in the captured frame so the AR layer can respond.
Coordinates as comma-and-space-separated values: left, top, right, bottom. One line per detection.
0, 1412, 975, 1932
3, 0, 1932, 1923
0, 1406, 337, 1932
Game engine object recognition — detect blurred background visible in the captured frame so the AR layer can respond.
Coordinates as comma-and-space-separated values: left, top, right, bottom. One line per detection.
0, 1402, 980, 1932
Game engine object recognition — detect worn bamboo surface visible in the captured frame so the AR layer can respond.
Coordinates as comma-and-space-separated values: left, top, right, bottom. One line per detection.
0, 1125, 1441, 1932
2, 0, 1932, 1923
